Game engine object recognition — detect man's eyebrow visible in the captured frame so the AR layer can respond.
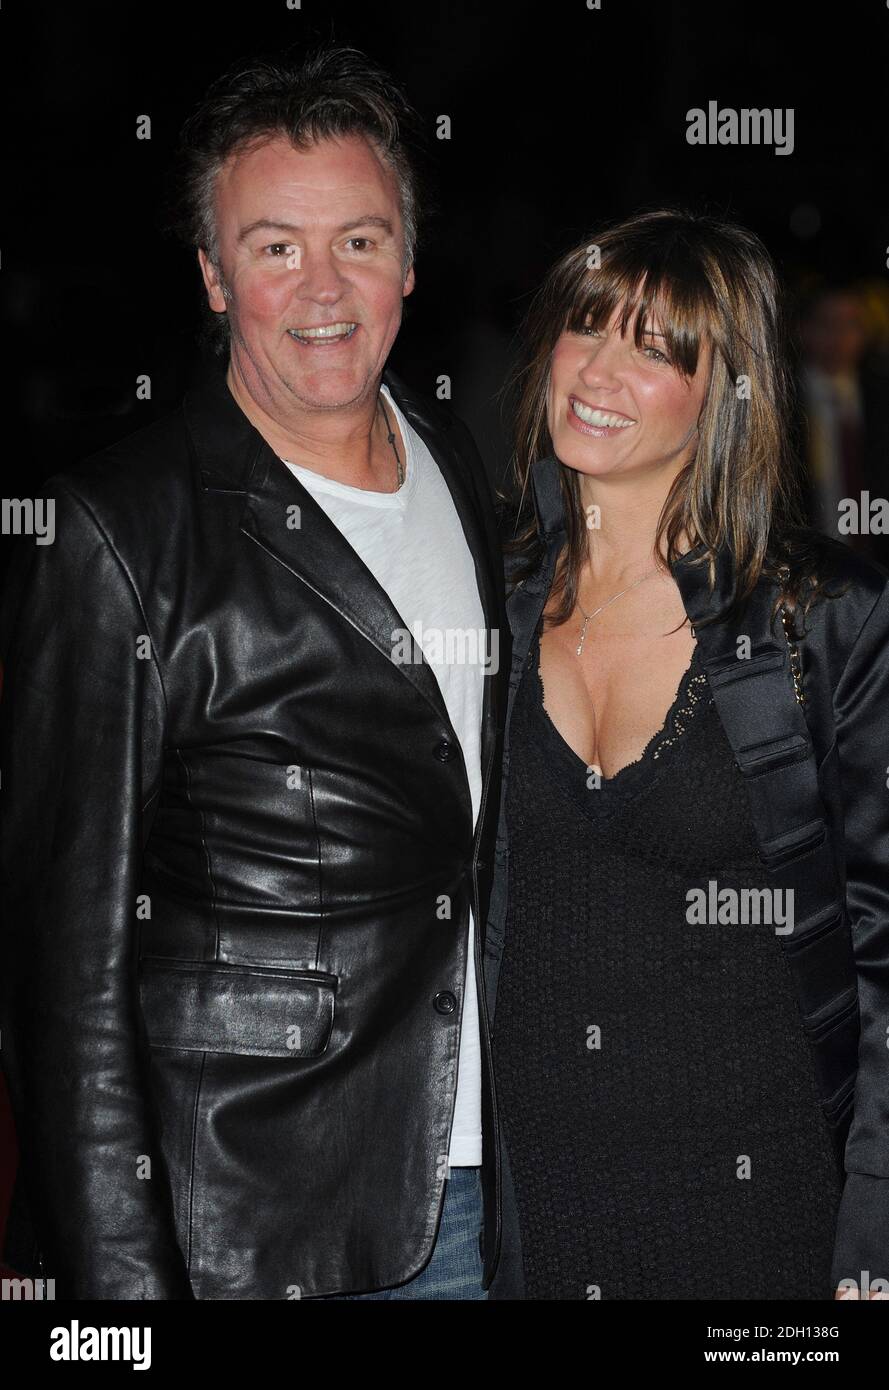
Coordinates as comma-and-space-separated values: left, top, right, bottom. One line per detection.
339, 215, 394, 234
237, 214, 394, 242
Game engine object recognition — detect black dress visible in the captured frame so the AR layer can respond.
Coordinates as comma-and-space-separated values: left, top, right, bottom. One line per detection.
492, 622, 843, 1300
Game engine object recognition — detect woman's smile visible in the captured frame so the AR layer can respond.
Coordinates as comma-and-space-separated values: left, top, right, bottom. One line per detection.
567, 394, 637, 437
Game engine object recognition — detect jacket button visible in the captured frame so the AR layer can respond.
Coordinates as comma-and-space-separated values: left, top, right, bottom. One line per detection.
433, 991, 457, 1014
434, 739, 454, 762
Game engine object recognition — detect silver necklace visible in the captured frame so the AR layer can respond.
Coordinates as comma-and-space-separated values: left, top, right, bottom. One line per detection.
575, 567, 659, 657
378, 394, 404, 489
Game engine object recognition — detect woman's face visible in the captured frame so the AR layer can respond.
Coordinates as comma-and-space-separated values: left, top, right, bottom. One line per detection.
546, 303, 711, 481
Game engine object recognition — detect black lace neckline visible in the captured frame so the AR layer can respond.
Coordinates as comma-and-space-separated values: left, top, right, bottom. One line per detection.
526, 620, 712, 810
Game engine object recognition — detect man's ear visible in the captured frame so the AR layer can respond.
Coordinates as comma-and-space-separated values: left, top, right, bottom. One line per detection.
198, 247, 228, 313
403, 262, 416, 298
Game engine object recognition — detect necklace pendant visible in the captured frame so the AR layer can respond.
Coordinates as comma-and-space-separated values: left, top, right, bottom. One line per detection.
576, 617, 589, 658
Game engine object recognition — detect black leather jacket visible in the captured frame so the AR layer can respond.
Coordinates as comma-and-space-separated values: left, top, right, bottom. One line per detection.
485, 453, 889, 1299
0, 363, 511, 1299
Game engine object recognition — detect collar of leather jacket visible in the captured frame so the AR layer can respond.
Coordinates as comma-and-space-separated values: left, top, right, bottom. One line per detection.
180, 354, 506, 761
182, 357, 465, 492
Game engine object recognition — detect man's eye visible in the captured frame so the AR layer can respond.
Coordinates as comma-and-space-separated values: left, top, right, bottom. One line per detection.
266, 244, 293, 257
344, 237, 373, 252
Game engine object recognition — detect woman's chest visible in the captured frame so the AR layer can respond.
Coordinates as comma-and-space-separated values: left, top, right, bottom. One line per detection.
538, 621, 698, 777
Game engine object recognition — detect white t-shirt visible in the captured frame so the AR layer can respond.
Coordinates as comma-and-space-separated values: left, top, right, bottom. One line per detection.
279, 383, 485, 1167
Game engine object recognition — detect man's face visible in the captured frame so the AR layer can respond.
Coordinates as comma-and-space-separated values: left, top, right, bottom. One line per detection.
199, 132, 415, 413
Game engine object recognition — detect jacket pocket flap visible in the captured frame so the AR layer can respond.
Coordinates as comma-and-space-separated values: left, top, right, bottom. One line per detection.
139, 958, 337, 1058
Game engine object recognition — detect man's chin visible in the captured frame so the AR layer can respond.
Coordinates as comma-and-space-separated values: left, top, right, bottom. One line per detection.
230, 344, 383, 414
283, 369, 379, 413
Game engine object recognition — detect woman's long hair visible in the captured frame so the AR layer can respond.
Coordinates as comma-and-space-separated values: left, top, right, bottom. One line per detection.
502, 207, 836, 633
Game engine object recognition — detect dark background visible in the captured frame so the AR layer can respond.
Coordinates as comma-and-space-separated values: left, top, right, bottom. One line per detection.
1, 0, 888, 1263
3, 0, 888, 495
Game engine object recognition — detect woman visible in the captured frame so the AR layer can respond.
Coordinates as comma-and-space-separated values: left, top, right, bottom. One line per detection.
484, 208, 889, 1300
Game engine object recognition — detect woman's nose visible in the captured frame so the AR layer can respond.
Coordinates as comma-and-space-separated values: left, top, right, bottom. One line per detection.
578, 334, 623, 388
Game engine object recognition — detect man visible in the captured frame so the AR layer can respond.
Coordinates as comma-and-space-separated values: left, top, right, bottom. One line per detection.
0, 46, 512, 1299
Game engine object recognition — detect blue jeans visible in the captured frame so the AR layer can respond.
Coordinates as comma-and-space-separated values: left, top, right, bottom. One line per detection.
323, 1165, 488, 1300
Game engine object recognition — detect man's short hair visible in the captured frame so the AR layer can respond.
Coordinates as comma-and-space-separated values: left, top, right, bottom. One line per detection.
162, 44, 428, 357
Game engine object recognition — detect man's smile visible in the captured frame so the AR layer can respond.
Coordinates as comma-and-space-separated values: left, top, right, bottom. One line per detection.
287, 321, 358, 346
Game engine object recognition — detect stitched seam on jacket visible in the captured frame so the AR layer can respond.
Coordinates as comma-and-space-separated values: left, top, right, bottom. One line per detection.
175, 747, 221, 961
63, 484, 170, 722
185, 1050, 206, 1276
306, 766, 324, 970
61, 485, 170, 819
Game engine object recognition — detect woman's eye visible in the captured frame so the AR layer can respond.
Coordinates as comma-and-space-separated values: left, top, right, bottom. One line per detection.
643, 344, 670, 364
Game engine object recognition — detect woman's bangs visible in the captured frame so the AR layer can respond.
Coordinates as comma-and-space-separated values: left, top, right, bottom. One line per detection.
563, 252, 714, 379
632, 261, 716, 377
563, 262, 639, 338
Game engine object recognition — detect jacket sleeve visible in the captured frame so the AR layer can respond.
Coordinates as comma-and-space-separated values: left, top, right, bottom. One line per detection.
0, 480, 194, 1299
829, 578, 889, 1294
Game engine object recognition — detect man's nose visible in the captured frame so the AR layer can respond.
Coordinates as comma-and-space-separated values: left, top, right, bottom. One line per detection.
294, 251, 347, 303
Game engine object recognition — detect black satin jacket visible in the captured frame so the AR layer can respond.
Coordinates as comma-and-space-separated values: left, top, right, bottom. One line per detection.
0, 363, 511, 1299
485, 454, 889, 1300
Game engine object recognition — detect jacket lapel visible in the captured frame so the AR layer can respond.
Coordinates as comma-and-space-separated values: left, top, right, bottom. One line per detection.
529, 454, 567, 541
185, 361, 500, 753
239, 434, 451, 724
